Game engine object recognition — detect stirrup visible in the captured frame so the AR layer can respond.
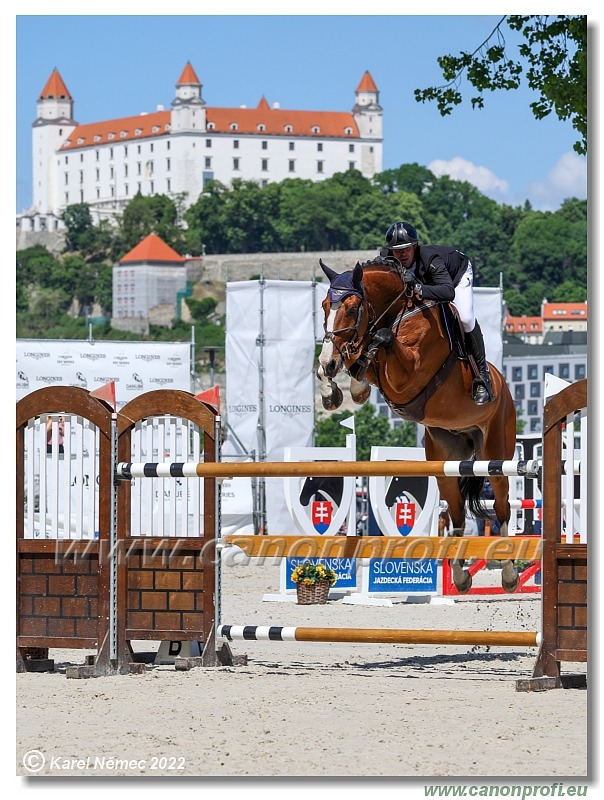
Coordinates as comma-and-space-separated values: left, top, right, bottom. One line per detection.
472, 377, 493, 405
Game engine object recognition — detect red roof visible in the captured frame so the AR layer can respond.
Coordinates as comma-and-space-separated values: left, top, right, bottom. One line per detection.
542, 302, 587, 320
504, 315, 543, 334
58, 63, 361, 151
356, 71, 378, 93
39, 68, 72, 100
177, 62, 201, 85
119, 234, 184, 264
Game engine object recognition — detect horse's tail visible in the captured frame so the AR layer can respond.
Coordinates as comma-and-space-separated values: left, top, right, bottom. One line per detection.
458, 476, 491, 520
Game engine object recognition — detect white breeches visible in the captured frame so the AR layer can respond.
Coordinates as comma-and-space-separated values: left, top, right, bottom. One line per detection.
453, 263, 475, 333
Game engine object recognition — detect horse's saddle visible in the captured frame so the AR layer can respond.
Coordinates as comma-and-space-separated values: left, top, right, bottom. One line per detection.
439, 302, 470, 362
372, 301, 476, 423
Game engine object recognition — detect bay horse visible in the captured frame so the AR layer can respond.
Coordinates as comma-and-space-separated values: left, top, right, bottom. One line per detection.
316, 257, 518, 593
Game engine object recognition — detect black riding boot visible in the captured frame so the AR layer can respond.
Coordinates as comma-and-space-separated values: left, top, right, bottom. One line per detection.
465, 322, 494, 405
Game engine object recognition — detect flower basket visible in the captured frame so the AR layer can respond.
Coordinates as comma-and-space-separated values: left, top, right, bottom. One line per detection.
296, 578, 332, 605
291, 561, 337, 605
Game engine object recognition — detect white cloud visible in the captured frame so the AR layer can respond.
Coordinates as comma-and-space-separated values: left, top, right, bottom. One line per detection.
524, 152, 587, 211
427, 156, 510, 202
427, 152, 587, 212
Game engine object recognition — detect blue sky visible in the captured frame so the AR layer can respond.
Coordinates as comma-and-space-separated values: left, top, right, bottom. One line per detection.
13, 10, 591, 215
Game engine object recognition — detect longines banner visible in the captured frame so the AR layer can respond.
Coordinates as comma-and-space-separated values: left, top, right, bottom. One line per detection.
16, 339, 191, 409
224, 280, 318, 534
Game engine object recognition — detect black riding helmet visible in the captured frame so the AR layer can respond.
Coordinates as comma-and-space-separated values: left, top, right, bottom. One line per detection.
385, 221, 419, 250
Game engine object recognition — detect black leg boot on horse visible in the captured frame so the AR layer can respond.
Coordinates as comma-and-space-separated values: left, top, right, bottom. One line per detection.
465, 322, 494, 405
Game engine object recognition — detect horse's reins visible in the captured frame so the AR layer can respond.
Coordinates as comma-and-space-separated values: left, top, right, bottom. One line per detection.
326, 269, 414, 361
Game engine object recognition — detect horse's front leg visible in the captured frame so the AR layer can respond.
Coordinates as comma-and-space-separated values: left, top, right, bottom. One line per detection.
350, 375, 370, 405
316, 364, 344, 410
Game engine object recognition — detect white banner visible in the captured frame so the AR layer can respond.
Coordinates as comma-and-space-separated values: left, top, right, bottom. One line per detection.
16, 339, 191, 409
224, 280, 317, 534
474, 287, 504, 370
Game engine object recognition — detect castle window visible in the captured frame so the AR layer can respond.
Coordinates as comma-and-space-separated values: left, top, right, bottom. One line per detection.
230, 123, 238, 131
135, 129, 142, 136
289, 142, 295, 151
344, 127, 353, 135
207, 122, 215, 130
258, 124, 266, 132
94, 135, 101, 143
121, 131, 127, 138
317, 161, 324, 173
284, 125, 293, 133
108, 133, 115, 140
233, 157, 240, 170
312, 126, 320, 134
288, 160, 295, 172
317, 143, 323, 152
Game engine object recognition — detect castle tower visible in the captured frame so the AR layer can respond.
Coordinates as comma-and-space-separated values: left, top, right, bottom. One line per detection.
32, 68, 77, 214
352, 71, 383, 175
352, 70, 382, 139
170, 62, 206, 133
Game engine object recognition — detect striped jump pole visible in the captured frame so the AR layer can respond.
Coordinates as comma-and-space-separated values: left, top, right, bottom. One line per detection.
217, 625, 541, 648
116, 458, 560, 480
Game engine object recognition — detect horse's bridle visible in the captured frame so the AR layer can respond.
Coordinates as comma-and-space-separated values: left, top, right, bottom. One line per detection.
323, 296, 369, 360
324, 277, 412, 362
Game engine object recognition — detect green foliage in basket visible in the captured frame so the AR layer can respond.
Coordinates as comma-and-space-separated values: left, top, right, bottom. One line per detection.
291, 561, 337, 587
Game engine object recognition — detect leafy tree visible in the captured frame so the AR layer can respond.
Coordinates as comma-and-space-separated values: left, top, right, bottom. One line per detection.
549, 280, 587, 304
61, 204, 94, 252
16, 245, 59, 286
510, 209, 586, 288
315, 403, 417, 460
118, 193, 184, 253
374, 163, 437, 197
185, 180, 230, 254
415, 15, 587, 155
186, 297, 217, 320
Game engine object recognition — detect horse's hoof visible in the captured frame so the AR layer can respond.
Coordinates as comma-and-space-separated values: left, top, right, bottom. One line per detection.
352, 387, 370, 405
322, 387, 343, 410
502, 572, 520, 593
455, 573, 473, 594
501, 562, 519, 593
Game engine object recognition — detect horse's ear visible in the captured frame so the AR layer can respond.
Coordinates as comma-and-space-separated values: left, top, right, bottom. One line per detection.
319, 258, 338, 282
352, 262, 364, 291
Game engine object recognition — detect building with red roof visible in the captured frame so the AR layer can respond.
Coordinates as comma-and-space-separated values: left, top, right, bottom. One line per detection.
112, 233, 188, 333
21, 63, 383, 232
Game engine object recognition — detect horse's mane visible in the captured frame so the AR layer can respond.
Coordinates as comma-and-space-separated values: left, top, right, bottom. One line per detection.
358, 255, 400, 273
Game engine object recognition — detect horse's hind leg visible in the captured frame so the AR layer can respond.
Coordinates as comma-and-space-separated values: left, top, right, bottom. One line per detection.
441, 478, 473, 594
426, 429, 475, 593
489, 475, 519, 592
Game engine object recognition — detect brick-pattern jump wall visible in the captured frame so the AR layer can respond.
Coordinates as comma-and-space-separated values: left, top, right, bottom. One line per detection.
18, 548, 99, 645
557, 556, 587, 657
125, 540, 208, 639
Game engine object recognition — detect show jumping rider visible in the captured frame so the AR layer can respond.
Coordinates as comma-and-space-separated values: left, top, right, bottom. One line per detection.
380, 220, 493, 405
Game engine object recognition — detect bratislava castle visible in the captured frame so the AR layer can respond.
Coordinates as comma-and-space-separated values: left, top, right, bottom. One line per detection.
20, 62, 383, 232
